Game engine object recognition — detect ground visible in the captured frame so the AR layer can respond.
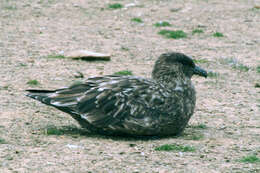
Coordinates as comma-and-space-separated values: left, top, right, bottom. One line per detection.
0, 0, 260, 172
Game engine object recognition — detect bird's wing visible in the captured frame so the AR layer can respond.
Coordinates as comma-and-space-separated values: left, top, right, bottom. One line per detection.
43, 75, 170, 128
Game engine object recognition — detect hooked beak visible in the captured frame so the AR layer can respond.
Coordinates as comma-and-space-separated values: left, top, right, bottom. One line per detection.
193, 66, 207, 78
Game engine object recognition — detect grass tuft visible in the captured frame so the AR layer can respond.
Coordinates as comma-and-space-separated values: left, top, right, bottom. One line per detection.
0, 85, 9, 90
193, 59, 208, 63
213, 32, 224, 37
239, 154, 260, 163
257, 65, 260, 73
158, 30, 187, 39
221, 58, 249, 72
234, 64, 249, 72
47, 54, 65, 59
120, 46, 130, 51
0, 138, 7, 144
131, 17, 143, 23
207, 71, 219, 78
190, 124, 208, 129
19, 63, 27, 67
155, 144, 195, 152
183, 134, 204, 140
192, 29, 204, 35
170, 8, 181, 12
44, 126, 89, 136
45, 127, 64, 135
108, 3, 123, 9
154, 21, 171, 27
4, 5, 17, 10
114, 70, 133, 76
27, 80, 40, 86
129, 143, 137, 147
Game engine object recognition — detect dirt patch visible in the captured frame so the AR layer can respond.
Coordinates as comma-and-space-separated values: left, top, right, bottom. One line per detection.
0, 0, 260, 172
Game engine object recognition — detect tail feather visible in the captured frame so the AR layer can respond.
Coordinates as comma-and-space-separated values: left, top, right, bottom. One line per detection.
26, 88, 85, 107
26, 89, 56, 105
25, 88, 104, 133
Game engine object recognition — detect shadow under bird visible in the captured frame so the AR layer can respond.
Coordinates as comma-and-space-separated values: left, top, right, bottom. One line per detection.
26, 52, 207, 136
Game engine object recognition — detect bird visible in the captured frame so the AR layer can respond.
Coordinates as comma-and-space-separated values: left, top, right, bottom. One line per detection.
26, 52, 207, 136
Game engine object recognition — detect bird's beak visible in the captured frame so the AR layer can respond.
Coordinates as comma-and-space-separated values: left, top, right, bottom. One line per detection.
193, 66, 207, 78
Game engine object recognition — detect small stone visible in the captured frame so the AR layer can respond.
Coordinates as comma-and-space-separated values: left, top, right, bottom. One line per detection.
66, 144, 80, 149
74, 71, 84, 78
125, 3, 136, 8
64, 50, 111, 60
179, 152, 183, 157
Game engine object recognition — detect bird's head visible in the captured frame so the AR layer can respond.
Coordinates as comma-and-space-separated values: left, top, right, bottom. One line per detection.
152, 52, 207, 82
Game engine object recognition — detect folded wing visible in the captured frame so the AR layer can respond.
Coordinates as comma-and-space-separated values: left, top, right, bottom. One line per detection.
27, 75, 172, 134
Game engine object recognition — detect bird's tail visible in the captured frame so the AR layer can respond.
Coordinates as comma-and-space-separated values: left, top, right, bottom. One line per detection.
26, 89, 55, 105
26, 88, 101, 133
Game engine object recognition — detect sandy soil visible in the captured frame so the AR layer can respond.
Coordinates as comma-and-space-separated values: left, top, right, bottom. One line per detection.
0, 0, 260, 172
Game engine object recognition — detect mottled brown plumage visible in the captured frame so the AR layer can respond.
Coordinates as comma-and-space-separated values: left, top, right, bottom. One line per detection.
26, 52, 207, 136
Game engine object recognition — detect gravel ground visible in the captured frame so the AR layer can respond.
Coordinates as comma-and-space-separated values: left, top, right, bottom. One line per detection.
0, 0, 260, 172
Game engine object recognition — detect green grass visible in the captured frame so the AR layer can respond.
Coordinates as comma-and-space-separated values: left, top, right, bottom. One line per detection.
257, 65, 260, 73
234, 64, 249, 72
183, 134, 204, 140
0, 85, 9, 90
27, 80, 40, 86
120, 46, 130, 51
108, 3, 123, 9
4, 5, 17, 10
131, 17, 143, 23
193, 59, 208, 63
114, 70, 133, 76
158, 30, 187, 39
239, 155, 260, 163
0, 138, 7, 144
207, 71, 219, 78
45, 126, 64, 135
221, 58, 249, 72
47, 0, 55, 3
19, 63, 27, 67
170, 8, 181, 12
44, 126, 89, 136
255, 83, 260, 88
6, 155, 13, 160
129, 143, 137, 147
190, 124, 208, 129
192, 29, 204, 35
46, 54, 65, 59
213, 32, 224, 37
154, 21, 171, 27
155, 144, 195, 152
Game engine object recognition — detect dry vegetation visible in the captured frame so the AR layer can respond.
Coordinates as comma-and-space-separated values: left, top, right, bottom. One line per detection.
0, 0, 260, 172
